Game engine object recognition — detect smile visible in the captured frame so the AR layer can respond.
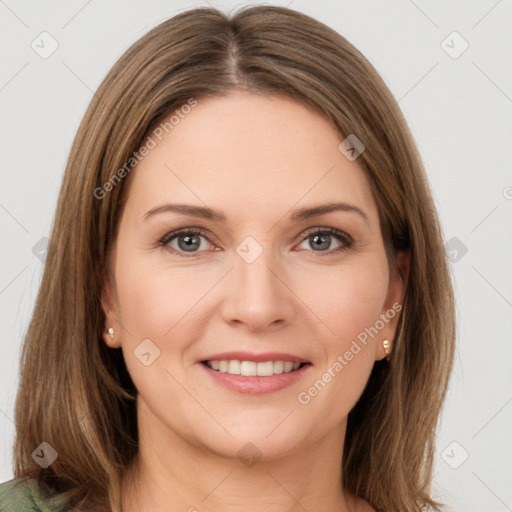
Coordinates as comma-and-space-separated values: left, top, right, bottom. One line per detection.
203, 360, 307, 376
199, 360, 312, 394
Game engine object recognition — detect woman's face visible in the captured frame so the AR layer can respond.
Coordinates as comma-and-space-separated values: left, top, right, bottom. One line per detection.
102, 91, 406, 460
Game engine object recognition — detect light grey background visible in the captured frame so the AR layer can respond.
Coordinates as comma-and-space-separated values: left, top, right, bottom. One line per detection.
1, 1, 511, 510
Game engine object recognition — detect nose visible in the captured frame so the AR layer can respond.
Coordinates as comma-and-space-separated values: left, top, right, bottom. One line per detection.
220, 240, 297, 332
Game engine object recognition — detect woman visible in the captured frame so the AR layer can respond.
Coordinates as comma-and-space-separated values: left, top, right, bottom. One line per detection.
0, 5, 455, 511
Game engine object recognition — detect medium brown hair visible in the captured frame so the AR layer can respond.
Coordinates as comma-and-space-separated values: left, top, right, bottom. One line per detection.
13, 5, 455, 511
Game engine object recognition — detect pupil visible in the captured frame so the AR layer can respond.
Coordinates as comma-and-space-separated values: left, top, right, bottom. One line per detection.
179, 234, 200, 251
312, 233, 329, 250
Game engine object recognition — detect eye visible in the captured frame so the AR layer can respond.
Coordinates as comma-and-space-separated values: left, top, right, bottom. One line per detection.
159, 226, 353, 257
296, 227, 353, 254
160, 227, 216, 257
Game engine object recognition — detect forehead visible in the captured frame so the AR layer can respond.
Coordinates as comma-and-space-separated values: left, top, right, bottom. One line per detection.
125, 92, 378, 223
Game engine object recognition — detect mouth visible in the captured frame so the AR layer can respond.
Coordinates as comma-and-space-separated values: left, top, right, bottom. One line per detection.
201, 360, 311, 377
198, 358, 312, 395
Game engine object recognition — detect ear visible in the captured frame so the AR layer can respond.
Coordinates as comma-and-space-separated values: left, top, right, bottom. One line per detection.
375, 249, 410, 360
100, 271, 122, 349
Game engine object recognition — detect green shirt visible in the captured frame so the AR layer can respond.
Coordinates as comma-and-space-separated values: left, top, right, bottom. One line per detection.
0, 478, 68, 511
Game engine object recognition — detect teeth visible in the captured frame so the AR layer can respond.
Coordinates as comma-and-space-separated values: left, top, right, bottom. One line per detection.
228, 360, 241, 374
205, 360, 304, 376
273, 361, 284, 374
241, 361, 257, 376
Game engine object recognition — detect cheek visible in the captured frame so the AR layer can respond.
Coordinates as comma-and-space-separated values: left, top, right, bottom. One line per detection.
297, 268, 387, 420
293, 259, 388, 406
111, 248, 224, 399
335, 272, 387, 341
111, 252, 210, 407
113, 250, 209, 340
297, 257, 389, 346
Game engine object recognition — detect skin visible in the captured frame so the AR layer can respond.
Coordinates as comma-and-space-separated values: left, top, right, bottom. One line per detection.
101, 91, 409, 512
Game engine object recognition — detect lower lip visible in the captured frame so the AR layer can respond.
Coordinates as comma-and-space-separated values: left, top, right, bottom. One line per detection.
199, 362, 312, 395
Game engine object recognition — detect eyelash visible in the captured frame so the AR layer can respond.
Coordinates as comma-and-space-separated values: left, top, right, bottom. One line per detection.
158, 226, 353, 258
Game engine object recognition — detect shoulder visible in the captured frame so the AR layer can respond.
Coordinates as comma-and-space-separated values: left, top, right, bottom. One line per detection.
0, 477, 68, 511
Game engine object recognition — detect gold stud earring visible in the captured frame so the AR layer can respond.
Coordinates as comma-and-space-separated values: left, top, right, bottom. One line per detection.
108, 327, 114, 339
382, 339, 391, 358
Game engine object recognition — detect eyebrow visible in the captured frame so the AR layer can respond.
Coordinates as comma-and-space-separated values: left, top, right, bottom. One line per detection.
143, 202, 369, 224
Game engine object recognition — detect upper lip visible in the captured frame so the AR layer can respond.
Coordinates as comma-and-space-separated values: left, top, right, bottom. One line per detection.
200, 351, 310, 364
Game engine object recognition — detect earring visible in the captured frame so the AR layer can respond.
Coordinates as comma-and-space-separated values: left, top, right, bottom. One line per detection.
108, 327, 114, 339
382, 339, 391, 358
